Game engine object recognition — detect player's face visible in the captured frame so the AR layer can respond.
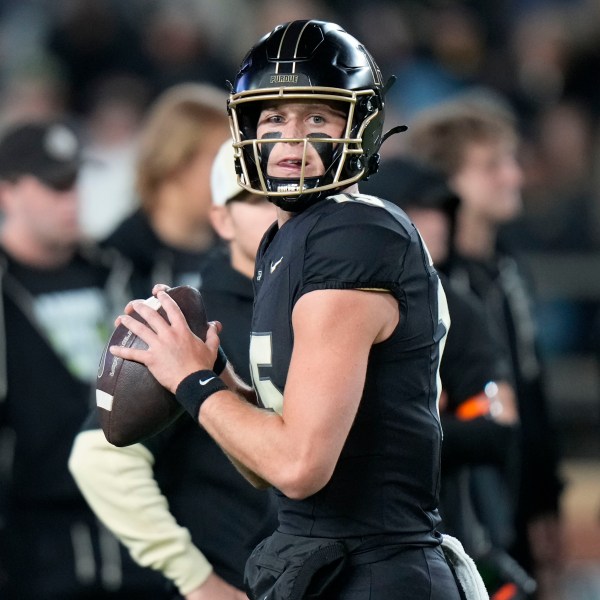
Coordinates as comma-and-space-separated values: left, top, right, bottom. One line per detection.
256, 100, 347, 178
451, 140, 523, 224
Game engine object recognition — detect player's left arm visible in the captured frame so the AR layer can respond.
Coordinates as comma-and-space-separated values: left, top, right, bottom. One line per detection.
111, 287, 398, 499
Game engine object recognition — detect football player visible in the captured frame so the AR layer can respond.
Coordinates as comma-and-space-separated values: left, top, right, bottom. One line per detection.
111, 20, 473, 599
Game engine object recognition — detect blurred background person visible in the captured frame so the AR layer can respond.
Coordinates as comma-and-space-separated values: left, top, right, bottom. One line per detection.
406, 95, 565, 599
0, 119, 167, 599
77, 73, 152, 241
69, 140, 278, 600
99, 82, 229, 298
363, 157, 532, 599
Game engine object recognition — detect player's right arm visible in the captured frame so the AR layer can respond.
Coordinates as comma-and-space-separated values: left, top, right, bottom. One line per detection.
68, 420, 246, 599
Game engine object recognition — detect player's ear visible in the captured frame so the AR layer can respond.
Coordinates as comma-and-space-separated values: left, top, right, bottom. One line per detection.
209, 205, 235, 242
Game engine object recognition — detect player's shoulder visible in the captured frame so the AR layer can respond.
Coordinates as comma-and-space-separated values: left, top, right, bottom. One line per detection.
305, 193, 414, 250
321, 192, 411, 224
296, 194, 419, 292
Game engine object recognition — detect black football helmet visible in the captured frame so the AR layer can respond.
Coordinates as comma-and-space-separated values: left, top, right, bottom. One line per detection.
228, 20, 398, 212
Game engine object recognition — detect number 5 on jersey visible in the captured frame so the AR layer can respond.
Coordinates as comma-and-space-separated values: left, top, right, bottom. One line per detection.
249, 332, 284, 415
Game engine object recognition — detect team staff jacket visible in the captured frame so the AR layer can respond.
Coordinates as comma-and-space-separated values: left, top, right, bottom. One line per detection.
0, 244, 131, 505
446, 252, 563, 519
250, 194, 449, 543
439, 277, 517, 470
0, 244, 168, 599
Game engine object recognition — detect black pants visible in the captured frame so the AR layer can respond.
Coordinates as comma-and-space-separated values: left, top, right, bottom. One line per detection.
332, 544, 462, 599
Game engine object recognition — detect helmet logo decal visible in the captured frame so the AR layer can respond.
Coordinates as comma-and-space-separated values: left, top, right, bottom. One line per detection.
270, 74, 299, 84
276, 183, 300, 193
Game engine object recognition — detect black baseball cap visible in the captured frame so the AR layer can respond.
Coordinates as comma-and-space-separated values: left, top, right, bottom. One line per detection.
0, 121, 83, 190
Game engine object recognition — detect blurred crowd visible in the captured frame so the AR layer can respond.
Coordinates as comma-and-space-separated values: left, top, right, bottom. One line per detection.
1, 0, 600, 250
1, 0, 600, 361
0, 1, 598, 599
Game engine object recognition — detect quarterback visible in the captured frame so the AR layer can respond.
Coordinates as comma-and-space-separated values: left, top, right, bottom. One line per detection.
112, 20, 468, 599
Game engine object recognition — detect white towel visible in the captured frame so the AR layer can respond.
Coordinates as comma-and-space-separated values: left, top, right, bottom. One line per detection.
441, 534, 490, 600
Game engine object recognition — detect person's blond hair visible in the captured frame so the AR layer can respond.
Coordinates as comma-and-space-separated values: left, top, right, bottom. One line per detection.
406, 94, 518, 177
135, 83, 229, 211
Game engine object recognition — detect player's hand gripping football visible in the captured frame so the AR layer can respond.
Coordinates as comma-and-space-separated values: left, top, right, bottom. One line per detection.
111, 284, 220, 394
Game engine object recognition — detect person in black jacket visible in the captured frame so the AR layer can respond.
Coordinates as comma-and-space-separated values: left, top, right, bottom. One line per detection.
0, 120, 166, 599
100, 82, 230, 298
362, 157, 535, 598
407, 94, 565, 600
70, 140, 278, 600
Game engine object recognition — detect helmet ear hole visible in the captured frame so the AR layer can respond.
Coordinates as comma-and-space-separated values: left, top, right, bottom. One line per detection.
347, 156, 364, 175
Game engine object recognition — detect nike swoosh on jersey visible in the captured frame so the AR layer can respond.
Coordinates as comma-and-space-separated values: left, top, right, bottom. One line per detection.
270, 256, 284, 273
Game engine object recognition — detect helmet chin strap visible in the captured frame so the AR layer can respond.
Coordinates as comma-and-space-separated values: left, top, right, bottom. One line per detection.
267, 182, 325, 212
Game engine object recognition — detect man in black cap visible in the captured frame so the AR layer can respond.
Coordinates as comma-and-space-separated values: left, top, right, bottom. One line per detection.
0, 121, 82, 189
0, 120, 170, 599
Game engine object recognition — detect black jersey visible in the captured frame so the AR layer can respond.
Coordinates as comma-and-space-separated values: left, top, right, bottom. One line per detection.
251, 193, 450, 542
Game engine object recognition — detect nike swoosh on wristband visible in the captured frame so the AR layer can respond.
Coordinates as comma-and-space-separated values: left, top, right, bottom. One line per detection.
199, 377, 216, 386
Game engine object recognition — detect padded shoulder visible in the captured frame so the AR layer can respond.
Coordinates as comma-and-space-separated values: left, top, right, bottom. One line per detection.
300, 194, 415, 296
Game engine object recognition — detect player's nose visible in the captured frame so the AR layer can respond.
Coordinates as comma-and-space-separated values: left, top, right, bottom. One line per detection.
282, 118, 304, 142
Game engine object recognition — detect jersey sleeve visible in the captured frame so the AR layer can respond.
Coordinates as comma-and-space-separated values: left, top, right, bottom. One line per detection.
300, 202, 413, 298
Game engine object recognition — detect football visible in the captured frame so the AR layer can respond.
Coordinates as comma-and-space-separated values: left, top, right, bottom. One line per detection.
96, 286, 209, 447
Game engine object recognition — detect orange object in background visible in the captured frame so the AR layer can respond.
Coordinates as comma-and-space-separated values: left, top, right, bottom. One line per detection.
456, 391, 491, 420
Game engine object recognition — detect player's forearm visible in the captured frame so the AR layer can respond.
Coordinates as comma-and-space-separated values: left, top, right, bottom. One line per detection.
199, 391, 285, 486
68, 429, 212, 595
198, 390, 330, 499
223, 448, 272, 489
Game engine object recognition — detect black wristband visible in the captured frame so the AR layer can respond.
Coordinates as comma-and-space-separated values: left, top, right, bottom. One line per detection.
213, 346, 228, 376
175, 370, 227, 419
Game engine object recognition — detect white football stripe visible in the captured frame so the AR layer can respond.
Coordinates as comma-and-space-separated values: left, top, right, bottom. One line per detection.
144, 296, 161, 310
96, 389, 114, 411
